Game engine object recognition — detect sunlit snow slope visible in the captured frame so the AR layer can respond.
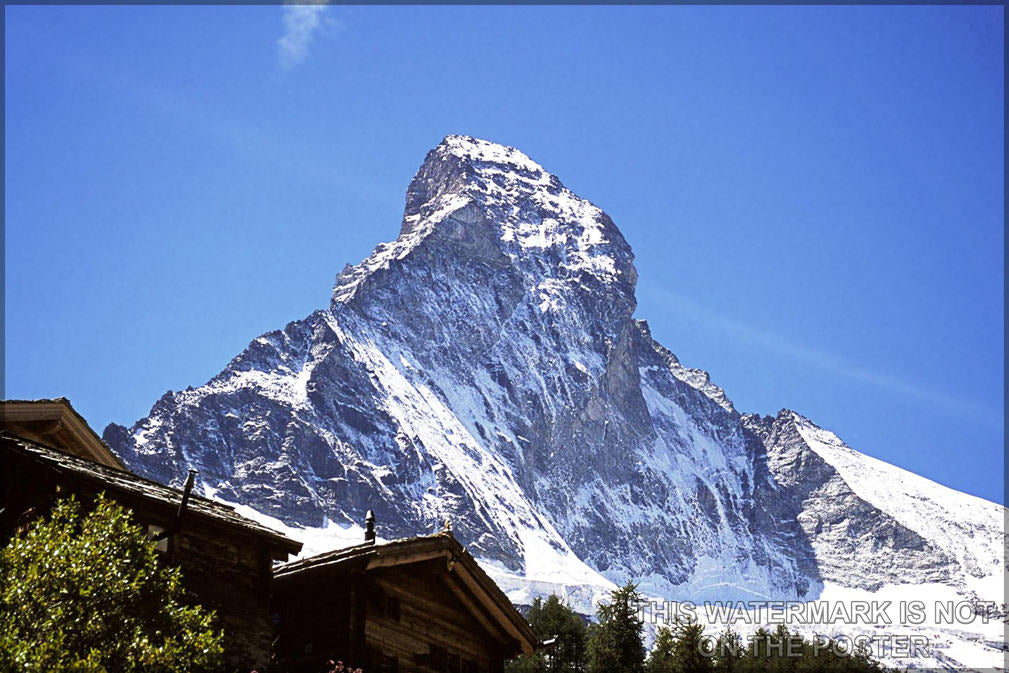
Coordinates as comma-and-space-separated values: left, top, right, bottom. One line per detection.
104, 136, 1005, 669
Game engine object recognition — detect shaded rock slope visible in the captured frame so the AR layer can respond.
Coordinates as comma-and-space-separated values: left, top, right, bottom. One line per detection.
105, 136, 1004, 610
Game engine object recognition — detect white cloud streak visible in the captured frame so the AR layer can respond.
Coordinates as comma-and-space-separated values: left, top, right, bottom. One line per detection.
642, 285, 1001, 428
277, 3, 330, 69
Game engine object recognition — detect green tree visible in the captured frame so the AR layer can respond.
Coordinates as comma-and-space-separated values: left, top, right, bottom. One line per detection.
506, 649, 547, 673
507, 595, 587, 673
586, 583, 645, 673
745, 628, 774, 664
0, 493, 224, 673
712, 629, 742, 673
645, 617, 712, 673
644, 625, 677, 673
738, 625, 887, 673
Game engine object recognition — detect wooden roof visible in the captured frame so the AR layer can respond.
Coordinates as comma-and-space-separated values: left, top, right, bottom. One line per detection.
1, 398, 126, 470
275, 531, 539, 655
2, 432, 303, 557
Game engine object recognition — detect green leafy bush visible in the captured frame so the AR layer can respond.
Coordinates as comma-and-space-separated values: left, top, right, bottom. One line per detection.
0, 493, 224, 673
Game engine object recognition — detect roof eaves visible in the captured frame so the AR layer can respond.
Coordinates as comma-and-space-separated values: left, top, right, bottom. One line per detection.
2, 432, 302, 554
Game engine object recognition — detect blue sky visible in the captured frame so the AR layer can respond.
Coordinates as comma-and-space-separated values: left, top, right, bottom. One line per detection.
5, 6, 1003, 503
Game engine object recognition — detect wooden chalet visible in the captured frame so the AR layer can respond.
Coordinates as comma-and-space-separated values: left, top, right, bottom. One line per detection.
272, 526, 539, 673
1, 397, 127, 470
1, 398, 304, 671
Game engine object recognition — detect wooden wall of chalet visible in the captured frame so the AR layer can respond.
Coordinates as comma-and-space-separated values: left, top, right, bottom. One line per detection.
172, 521, 277, 670
0, 449, 280, 671
273, 560, 511, 673
272, 576, 355, 671
365, 566, 509, 673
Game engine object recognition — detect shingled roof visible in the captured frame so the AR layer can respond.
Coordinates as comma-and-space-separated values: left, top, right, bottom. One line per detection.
1, 398, 126, 469
2, 431, 302, 555
275, 529, 538, 655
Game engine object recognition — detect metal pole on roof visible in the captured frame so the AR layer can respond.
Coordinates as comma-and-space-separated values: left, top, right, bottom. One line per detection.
364, 510, 376, 544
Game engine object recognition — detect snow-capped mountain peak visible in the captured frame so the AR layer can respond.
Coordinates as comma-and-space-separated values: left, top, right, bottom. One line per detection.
105, 136, 1005, 669
335, 135, 633, 307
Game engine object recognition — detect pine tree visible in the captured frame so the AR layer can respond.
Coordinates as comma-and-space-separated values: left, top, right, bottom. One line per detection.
712, 629, 742, 673
645, 617, 712, 673
736, 625, 888, 673
746, 628, 774, 663
536, 595, 588, 673
507, 595, 587, 673
586, 583, 646, 673
645, 625, 677, 673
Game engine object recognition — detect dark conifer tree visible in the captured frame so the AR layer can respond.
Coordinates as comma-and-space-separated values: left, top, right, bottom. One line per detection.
645, 617, 712, 673
644, 625, 676, 673
713, 628, 743, 673
507, 595, 587, 673
586, 583, 646, 673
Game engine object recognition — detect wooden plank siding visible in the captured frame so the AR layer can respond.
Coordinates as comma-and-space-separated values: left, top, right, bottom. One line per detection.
272, 534, 537, 673
364, 569, 505, 670
272, 568, 357, 670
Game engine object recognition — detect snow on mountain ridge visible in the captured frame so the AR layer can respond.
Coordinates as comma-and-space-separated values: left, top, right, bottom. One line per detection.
335, 135, 631, 307
103, 135, 1005, 667
791, 412, 1005, 597
440, 134, 545, 168
635, 319, 736, 414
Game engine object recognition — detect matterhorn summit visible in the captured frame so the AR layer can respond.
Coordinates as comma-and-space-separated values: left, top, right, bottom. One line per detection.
105, 135, 1005, 669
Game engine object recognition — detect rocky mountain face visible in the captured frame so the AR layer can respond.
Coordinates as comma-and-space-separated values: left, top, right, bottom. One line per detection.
104, 136, 1003, 621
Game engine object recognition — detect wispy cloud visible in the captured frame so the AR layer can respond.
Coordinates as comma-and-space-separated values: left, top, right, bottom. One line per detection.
277, 2, 330, 69
641, 285, 1001, 428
